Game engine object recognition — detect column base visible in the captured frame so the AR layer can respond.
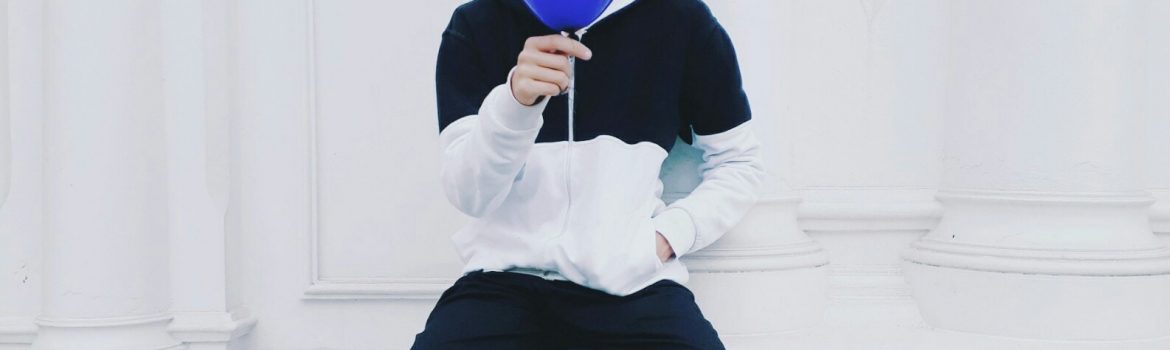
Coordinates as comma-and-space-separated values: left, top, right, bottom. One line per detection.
30, 314, 183, 350
902, 189, 1170, 340
690, 267, 829, 337
0, 317, 37, 348
719, 322, 1170, 350
902, 260, 1170, 341
685, 241, 829, 336
168, 308, 257, 350
1152, 189, 1170, 236
677, 194, 830, 336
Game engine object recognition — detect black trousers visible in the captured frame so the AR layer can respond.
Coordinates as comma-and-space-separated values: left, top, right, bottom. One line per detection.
411, 270, 725, 350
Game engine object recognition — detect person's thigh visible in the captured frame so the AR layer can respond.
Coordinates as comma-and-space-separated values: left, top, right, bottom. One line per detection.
551, 279, 726, 350
411, 271, 560, 350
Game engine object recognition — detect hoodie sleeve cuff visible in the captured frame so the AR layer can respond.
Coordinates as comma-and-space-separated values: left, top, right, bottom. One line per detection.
652, 208, 697, 258
483, 67, 547, 131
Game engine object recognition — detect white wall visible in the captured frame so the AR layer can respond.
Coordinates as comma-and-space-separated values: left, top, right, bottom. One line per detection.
230, 0, 470, 347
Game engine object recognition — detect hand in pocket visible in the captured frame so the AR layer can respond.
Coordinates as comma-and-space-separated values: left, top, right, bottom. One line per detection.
655, 231, 674, 263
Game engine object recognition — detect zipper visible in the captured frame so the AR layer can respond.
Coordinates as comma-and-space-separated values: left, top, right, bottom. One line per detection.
552, 1, 635, 239
556, 32, 581, 240
566, 51, 575, 221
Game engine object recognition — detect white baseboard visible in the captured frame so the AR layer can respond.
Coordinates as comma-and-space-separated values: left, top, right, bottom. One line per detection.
169, 307, 258, 346
0, 317, 36, 346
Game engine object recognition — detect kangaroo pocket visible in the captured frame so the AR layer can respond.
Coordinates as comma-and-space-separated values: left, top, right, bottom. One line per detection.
548, 136, 671, 295
554, 201, 664, 296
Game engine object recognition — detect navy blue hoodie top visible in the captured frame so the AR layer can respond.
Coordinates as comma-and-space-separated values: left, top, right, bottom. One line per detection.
436, 0, 751, 149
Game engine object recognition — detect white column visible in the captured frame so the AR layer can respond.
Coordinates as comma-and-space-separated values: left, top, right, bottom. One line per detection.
161, 0, 254, 349
0, 1, 45, 347
776, 0, 948, 327
903, 0, 1170, 341
33, 0, 181, 348
1146, 1, 1170, 240
0, 0, 8, 205
0, 0, 39, 347
674, 2, 828, 345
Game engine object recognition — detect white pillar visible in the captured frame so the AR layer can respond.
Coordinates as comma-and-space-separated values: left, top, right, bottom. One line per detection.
0, 1, 45, 347
675, 2, 828, 345
1146, 1, 1170, 240
0, 0, 8, 205
0, 1, 39, 347
775, 0, 948, 328
33, 0, 181, 348
903, 0, 1170, 341
160, 0, 254, 348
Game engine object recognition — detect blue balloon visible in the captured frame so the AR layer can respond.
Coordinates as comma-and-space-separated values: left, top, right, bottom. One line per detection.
522, 0, 614, 33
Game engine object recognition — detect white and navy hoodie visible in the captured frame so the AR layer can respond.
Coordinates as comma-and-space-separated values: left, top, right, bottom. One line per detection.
435, 0, 764, 296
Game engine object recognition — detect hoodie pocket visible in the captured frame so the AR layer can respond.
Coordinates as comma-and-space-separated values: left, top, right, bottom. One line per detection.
644, 218, 666, 273
621, 215, 666, 292
558, 214, 666, 295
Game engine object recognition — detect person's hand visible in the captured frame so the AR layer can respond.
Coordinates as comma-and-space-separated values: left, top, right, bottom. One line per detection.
656, 232, 675, 263
511, 34, 593, 106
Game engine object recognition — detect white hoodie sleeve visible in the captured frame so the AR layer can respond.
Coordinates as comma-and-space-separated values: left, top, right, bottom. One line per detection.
652, 122, 765, 257
435, 6, 549, 218
650, 14, 766, 257
438, 74, 549, 218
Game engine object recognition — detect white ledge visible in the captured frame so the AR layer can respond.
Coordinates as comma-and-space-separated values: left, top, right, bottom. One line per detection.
799, 200, 942, 232
683, 241, 829, 273
0, 317, 37, 345
169, 309, 258, 344
303, 278, 454, 300
36, 313, 172, 328
937, 189, 1155, 206
904, 239, 1170, 276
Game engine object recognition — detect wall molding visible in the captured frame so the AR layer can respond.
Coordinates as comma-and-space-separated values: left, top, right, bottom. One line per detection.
300, 0, 453, 300
35, 313, 172, 329
827, 265, 912, 301
791, 189, 925, 304
302, 0, 327, 301
0, 317, 37, 345
1151, 189, 1170, 234
169, 308, 259, 344
797, 187, 942, 233
799, 201, 942, 233
684, 240, 828, 273
30, 314, 180, 350
304, 278, 454, 301
904, 188, 1170, 276
905, 239, 1170, 276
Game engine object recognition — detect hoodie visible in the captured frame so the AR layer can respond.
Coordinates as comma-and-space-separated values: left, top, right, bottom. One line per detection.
435, 0, 765, 296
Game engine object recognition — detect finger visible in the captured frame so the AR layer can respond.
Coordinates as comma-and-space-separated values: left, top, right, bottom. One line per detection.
519, 50, 571, 72
527, 35, 592, 60
524, 35, 561, 51
518, 65, 570, 92
520, 78, 562, 98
